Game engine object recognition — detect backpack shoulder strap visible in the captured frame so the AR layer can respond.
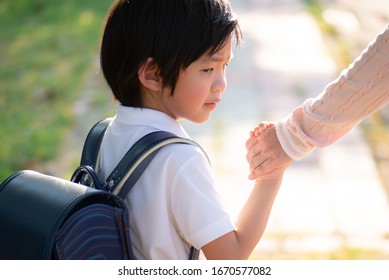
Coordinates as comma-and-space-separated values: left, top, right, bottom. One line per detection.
81, 119, 208, 198
80, 118, 113, 168
106, 131, 208, 198
81, 120, 203, 260
105, 130, 203, 261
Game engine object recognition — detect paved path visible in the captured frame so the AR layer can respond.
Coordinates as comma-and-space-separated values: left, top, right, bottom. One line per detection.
183, 0, 389, 259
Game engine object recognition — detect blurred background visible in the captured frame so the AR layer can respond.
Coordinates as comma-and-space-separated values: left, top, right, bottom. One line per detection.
1, 0, 389, 259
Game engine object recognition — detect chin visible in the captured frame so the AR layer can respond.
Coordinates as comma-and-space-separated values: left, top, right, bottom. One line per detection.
179, 110, 213, 124
183, 115, 210, 124
193, 115, 212, 124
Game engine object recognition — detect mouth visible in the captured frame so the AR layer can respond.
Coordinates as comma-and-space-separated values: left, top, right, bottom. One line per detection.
204, 98, 221, 110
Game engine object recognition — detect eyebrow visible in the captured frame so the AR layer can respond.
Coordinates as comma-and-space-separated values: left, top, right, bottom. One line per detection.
201, 53, 233, 63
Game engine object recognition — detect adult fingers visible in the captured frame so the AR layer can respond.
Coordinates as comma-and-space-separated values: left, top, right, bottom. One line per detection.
248, 157, 274, 180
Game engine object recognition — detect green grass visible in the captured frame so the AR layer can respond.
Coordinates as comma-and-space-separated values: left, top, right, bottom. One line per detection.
0, 0, 112, 181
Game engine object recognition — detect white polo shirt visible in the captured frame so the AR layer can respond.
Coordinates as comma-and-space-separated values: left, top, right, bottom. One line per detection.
99, 105, 235, 259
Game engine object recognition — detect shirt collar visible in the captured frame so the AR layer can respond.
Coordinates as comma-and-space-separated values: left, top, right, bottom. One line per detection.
115, 105, 190, 139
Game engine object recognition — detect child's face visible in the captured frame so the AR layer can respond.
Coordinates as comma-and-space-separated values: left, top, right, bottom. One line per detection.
161, 39, 233, 123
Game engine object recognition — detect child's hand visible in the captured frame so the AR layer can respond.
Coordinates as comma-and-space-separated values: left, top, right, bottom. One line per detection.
246, 122, 293, 180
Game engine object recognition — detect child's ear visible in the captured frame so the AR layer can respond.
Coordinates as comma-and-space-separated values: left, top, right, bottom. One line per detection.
138, 57, 162, 92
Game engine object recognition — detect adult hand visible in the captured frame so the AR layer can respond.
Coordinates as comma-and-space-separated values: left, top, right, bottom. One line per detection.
246, 122, 293, 180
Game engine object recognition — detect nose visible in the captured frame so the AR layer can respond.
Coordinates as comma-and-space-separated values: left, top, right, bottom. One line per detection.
212, 70, 227, 93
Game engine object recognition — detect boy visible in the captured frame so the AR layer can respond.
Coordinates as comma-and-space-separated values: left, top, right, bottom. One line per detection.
99, 0, 285, 259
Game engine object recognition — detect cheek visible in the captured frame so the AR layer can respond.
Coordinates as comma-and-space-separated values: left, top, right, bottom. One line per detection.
170, 87, 205, 119
175, 89, 202, 110
176, 75, 206, 100
184, 86, 208, 108
174, 71, 210, 107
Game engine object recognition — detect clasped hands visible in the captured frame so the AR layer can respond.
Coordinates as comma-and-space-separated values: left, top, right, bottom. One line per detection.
245, 122, 293, 180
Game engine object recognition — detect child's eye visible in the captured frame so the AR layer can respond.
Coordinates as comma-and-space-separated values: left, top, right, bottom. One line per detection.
202, 68, 213, 73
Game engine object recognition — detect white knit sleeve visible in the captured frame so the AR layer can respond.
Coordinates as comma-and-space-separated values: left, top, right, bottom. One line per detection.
276, 24, 389, 160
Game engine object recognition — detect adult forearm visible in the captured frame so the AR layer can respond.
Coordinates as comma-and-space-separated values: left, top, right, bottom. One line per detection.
277, 24, 389, 160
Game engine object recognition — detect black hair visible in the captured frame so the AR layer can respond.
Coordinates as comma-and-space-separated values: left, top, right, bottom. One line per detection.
100, 0, 242, 107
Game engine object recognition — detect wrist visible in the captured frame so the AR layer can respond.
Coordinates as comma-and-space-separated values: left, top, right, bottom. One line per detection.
255, 168, 285, 183
275, 114, 315, 160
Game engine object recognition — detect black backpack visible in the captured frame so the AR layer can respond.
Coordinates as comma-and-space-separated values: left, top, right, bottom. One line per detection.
0, 118, 201, 259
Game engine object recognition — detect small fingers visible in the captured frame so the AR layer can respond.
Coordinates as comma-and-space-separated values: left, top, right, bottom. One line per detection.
253, 122, 269, 136
246, 121, 278, 179
251, 122, 275, 136
245, 133, 259, 151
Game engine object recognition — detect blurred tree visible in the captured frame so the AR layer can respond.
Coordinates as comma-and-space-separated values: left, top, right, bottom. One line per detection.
0, 0, 111, 181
